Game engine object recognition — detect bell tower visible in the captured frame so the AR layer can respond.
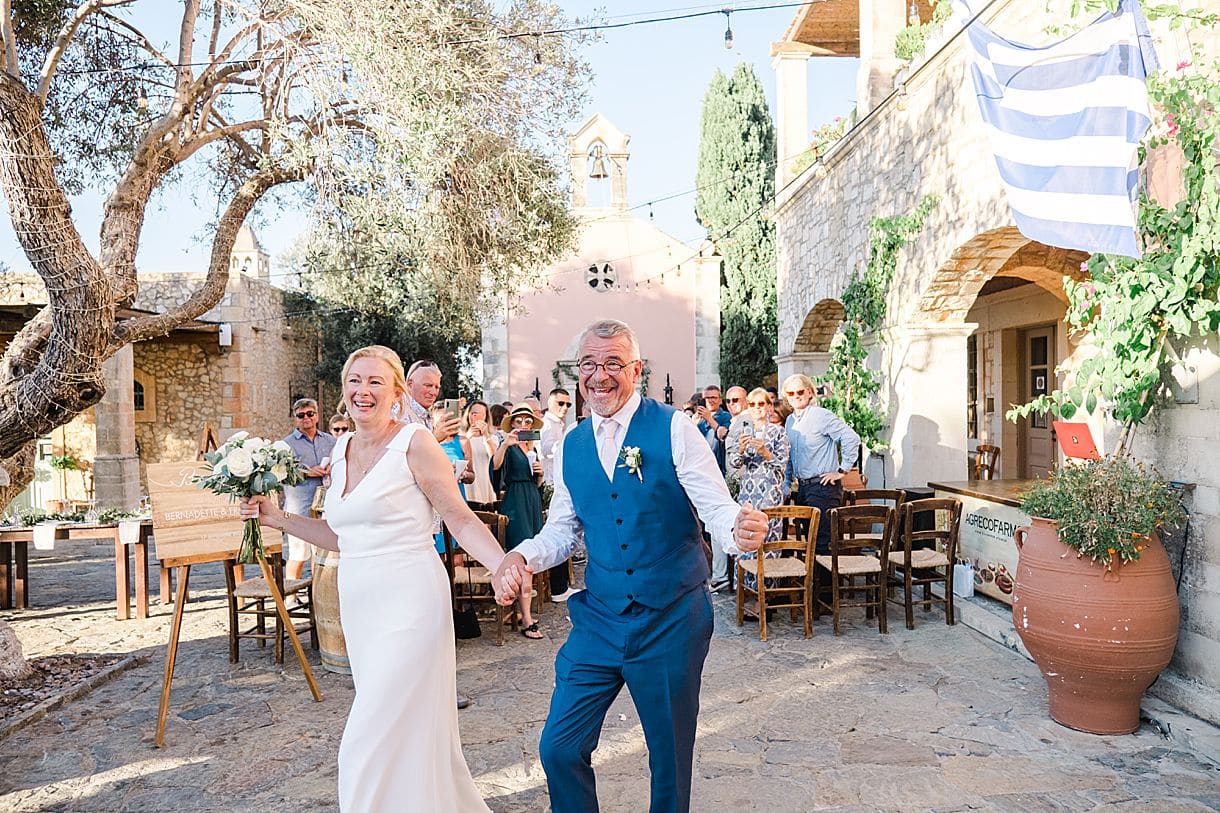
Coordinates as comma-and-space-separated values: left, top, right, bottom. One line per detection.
568, 113, 630, 211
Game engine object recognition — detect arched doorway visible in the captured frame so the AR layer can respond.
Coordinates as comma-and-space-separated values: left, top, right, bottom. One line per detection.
776, 298, 845, 385
909, 227, 1088, 479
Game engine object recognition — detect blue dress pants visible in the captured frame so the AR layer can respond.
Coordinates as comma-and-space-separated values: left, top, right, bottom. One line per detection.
539, 585, 713, 813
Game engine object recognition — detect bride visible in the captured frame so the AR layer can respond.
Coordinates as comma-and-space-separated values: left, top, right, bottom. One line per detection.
241, 345, 506, 812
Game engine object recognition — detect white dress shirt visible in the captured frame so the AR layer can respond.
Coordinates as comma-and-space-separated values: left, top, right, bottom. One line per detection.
514, 393, 744, 573
539, 411, 567, 484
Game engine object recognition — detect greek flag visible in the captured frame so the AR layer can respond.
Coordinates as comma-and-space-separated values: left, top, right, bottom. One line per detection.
957, 0, 1159, 258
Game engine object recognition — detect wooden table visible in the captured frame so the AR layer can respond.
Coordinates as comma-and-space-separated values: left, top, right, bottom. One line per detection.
0, 520, 154, 620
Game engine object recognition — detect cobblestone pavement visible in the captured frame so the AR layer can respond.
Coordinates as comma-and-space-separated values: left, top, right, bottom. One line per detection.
0, 540, 1217, 812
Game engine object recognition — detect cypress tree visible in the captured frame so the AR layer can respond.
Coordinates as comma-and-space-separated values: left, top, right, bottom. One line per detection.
695, 63, 777, 388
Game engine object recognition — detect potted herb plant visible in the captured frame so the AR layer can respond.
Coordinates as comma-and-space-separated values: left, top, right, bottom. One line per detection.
1013, 455, 1186, 734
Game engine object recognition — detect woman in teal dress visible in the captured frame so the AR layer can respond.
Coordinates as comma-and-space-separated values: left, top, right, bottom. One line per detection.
490, 403, 545, 638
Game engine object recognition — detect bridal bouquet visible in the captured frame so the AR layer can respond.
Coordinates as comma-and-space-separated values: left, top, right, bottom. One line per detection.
194, 432, 305, 564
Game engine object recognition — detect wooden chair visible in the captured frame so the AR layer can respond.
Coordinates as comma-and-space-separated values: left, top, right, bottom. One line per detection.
735, 505, 820, 641
814, 505, 895, 635
224, 553, 316, 664
449, 511, 514, 646
974, 445, 1001, 480
843, 489, 906, 510
886, 498, 962, 629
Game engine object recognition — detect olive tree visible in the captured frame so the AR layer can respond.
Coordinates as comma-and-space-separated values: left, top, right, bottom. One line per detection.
0, 0, 586, 502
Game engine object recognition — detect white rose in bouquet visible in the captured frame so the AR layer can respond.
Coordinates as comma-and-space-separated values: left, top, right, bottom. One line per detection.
195, 435, 305, 564
226, 447, 255, 479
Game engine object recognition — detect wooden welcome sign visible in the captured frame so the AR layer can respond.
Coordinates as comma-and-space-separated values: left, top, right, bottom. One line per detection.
145, 461, 278, 566
146, 461, 316, 747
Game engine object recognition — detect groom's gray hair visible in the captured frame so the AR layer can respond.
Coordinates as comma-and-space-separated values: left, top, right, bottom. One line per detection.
578, 319, 641, 359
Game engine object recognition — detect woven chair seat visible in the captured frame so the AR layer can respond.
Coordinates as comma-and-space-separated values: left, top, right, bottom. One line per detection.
233, 576, 312, 599
888, 549, 950, 569
737, 557, 807, 578
453, 566, 494, 585
815, 554, 881, 575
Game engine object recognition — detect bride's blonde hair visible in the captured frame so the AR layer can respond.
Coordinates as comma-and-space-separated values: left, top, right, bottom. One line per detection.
339, 345, 408, 415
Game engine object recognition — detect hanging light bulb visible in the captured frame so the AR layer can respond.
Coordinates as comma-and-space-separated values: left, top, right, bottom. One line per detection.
649, 203, 654, 221
897, 83, 909, 111
908, 0, 920, 25
137, 85, 148, 111
532, 34, 543, 74
723, 10, 734, 50
676, 264, 683, 277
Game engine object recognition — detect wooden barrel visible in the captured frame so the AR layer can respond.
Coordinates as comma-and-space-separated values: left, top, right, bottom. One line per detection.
312, 548, 350, 675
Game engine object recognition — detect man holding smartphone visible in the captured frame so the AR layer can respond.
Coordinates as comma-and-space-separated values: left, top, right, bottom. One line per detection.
405, 360, 462, 443
281, 398, 336, 580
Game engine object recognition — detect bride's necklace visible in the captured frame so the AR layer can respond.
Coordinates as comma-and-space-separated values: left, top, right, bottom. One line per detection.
350, 423, 398, 476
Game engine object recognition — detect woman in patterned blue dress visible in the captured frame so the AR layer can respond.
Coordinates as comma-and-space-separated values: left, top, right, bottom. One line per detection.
729, 388, 791, 591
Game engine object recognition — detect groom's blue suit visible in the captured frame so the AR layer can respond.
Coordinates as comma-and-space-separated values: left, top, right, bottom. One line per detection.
519, 395, 740, 813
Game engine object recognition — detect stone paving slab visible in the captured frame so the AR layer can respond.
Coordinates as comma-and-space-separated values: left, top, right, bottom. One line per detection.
0, 541, 1217, 812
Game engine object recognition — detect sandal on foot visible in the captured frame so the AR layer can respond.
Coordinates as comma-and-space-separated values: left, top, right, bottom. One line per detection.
521, 622, 543, 640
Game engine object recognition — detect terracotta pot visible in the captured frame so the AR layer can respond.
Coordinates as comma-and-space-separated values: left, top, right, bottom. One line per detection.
1012, 518, 1179, 734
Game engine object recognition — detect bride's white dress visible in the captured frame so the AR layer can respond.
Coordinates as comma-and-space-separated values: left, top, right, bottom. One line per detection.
324, 423, 491, 813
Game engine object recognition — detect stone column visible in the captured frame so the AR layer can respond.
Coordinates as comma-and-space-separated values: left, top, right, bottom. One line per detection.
93, 344, 141, 509
774, 351, 832, 385
772, 43, 813, 187
857, 0, 907, 115
480, 298, 510, 405
884, 321, 977, 484
693, 252, 721, 389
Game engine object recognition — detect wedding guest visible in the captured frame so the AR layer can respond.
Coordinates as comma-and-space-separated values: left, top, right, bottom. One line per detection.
462, 400, 499, 509
489, 403, 510, 446
783, 374, 860, 554
540, 388, 571, 485
490, 404, 549, 639
329, 414, 351, 437
729, 388, 791, 603
241, 346, 504, 811
281, 398, 336, 580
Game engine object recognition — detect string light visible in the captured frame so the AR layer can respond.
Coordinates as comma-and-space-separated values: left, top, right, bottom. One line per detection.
723, 10, 734, 49
908, 0, 920, 25
136, 86, 148, 110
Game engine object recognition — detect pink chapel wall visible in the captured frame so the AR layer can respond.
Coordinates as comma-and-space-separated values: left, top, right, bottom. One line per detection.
497, 213, 720, 409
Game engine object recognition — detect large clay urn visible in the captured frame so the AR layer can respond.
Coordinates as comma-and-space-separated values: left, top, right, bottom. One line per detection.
1012, 517, 1179, 734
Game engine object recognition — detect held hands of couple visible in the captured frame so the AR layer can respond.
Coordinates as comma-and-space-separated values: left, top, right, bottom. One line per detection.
733, 502, 768, 552
492, 552, 533, 605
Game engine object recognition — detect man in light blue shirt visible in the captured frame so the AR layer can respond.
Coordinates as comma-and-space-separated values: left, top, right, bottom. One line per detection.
782, 374, 861, 554
281, 398, 336, 579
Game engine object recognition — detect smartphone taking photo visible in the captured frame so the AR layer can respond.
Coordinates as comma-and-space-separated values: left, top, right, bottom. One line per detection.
441, 398, 461, 423
516, 429, 540, 442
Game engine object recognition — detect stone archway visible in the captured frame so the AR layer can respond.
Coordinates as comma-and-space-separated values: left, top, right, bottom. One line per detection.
794, 298, 846, 353
913, 227, 1087, 323
776, 298, 845, 385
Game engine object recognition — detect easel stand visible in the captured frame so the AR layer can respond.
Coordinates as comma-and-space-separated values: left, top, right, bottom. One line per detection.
154, 550, 323, 747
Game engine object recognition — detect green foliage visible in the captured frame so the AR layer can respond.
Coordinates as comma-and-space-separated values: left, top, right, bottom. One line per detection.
1020, 456, 1186, 566
49, 454, 79, 471
894, 0, 953, 61
819, 197, 938, 453
96, 508, 140, 524
1007, 59, 1220, 433
790, 116, 848, 176
695, 64, 778, 389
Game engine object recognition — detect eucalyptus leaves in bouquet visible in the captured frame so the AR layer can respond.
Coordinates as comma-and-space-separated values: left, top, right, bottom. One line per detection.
194, 432, 306, 564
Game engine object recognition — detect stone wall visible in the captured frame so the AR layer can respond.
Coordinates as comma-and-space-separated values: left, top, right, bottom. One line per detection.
132, 339, 225, 480
774, 2, 1220, 715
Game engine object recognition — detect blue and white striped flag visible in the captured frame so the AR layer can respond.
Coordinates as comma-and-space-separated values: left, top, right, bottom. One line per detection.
957, 0, 1159, 258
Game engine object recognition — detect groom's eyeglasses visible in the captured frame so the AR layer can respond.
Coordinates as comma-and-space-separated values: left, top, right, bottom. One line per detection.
577, 359, 637, 375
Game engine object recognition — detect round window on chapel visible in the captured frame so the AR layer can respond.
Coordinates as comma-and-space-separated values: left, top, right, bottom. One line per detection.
586, 262, 616, 292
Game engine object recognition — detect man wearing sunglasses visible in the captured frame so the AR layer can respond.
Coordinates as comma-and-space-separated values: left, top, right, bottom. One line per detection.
281, 398, 337, 580
781, 374, 860, 555
540, 388, 572, 486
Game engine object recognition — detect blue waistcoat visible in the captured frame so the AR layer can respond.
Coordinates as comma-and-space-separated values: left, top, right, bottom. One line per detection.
562, 398, 708, 613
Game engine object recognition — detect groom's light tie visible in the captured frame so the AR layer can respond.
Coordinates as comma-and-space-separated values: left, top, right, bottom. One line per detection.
598, 418, 619, 479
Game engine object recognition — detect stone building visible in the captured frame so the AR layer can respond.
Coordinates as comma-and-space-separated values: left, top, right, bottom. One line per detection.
1, 226, 323, 512
770, 0, 1220, 719
481, 113, 722, 414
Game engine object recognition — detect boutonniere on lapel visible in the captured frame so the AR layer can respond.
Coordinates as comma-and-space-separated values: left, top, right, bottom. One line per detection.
618, 446, 644, 482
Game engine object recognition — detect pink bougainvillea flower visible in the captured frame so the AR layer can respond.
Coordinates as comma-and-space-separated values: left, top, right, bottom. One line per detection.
1166, 114, 1179, 136
1176, 60, 1190, 71
1079, 261, 1089, 273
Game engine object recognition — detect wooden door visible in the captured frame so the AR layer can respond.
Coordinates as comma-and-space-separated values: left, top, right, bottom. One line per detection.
1021, 327, 1055, 479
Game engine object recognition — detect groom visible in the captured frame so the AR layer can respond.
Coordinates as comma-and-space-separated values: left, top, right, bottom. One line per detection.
495, 319, 768, 813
